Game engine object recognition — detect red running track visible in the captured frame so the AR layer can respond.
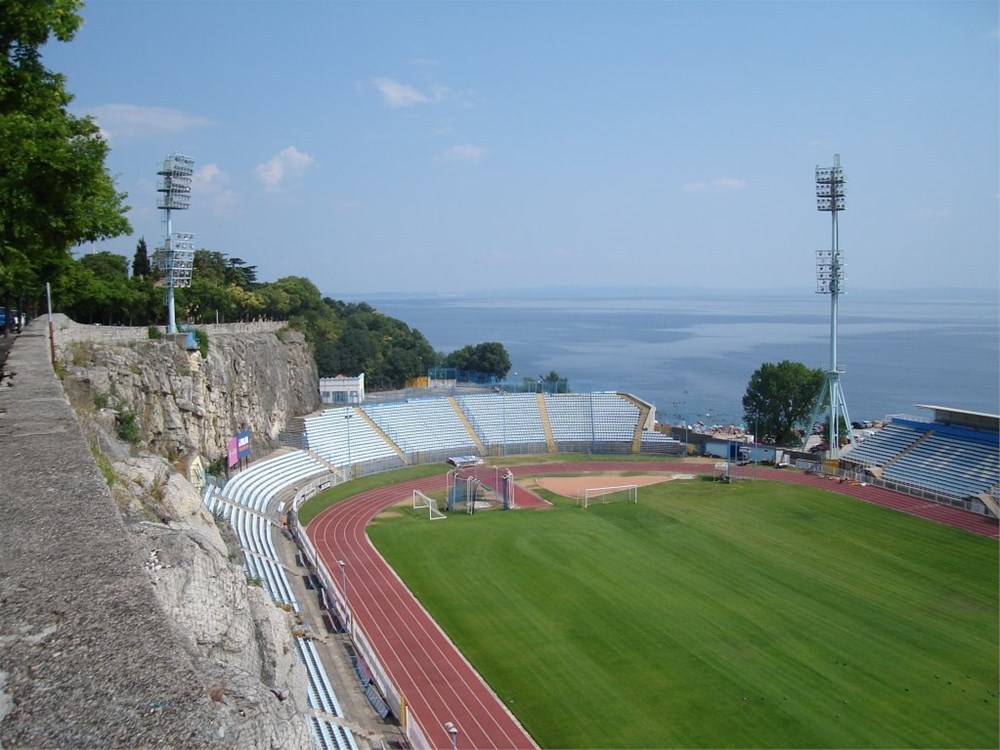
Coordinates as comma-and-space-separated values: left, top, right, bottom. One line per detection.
307, 462, 998, 749
308, 476, 539, 750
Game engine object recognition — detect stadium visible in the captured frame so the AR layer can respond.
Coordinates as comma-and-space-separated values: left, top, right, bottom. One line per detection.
202, 390, 999, 750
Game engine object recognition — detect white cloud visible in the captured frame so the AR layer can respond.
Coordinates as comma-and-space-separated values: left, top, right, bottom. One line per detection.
372, 77, 445, 108
193, 163, 226, 192
683, 177, 747, 193
85, 103, 215, 140
254, 146, 314, 190
192, 164, 238, 214
436, 144, 486, 163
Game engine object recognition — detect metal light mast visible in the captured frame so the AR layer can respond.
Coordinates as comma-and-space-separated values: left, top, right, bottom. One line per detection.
806, 154, 855, 458
152, 154, 195, 334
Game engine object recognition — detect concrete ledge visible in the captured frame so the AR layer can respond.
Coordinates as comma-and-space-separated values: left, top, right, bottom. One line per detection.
0, 322, 226, 748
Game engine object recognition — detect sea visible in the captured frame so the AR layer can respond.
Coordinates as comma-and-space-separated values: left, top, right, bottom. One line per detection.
350, 288, 999, 429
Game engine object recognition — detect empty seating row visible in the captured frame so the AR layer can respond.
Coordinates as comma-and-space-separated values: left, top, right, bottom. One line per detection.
457, 393, 547, 445
304, 407, 400, 468
545, 392, 638, 442
362, 398, 475, 455
883, 430, 1000, 499
841, 423, 925, 466
203, 451, 358, 750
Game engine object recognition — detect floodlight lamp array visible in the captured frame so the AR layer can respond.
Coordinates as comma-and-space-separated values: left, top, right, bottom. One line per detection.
815, 165, 846, 212
815, 250, 845, 294
151, 232, 196, 288
157, 153, 194, 211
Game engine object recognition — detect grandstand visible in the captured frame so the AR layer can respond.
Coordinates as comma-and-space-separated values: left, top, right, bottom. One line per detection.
203, 451, 361, 750
840, 405, 999, 518
280, 391, 684, 471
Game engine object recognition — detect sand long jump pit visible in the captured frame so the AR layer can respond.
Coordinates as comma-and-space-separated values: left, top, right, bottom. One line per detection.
532, 472, 697, 499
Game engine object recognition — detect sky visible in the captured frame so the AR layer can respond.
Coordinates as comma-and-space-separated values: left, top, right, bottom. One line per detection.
44, 0, 999, 296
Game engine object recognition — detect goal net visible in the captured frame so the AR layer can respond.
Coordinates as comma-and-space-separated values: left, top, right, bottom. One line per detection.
412, 489, 446, 520
579, 484, 638, 508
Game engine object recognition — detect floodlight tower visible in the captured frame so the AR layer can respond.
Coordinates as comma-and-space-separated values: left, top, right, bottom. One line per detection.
153, 153, 195, 334
806, 154, 855, 458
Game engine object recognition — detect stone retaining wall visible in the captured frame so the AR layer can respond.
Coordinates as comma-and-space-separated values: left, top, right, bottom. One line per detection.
0, 322, 230, 748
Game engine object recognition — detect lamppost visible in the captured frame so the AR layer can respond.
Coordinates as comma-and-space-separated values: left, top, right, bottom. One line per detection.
444, 721, 458, 750
344, 411, 353, 478
337, 559, 349, 631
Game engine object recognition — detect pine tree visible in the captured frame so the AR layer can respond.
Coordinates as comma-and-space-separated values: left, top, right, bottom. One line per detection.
132, 237, 150, 278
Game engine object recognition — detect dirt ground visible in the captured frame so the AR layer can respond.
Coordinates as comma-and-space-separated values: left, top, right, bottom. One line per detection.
530, 472, 696, 499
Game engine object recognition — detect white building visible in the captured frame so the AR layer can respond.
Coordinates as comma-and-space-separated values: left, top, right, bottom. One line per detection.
319, 373, 365, 405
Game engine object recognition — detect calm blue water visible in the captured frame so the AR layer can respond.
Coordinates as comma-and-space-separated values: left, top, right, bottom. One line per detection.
354, 289, 999, 428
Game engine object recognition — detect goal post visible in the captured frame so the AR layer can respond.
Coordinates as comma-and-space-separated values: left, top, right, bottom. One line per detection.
579, 484, 638, 508
412, 489, 446, 520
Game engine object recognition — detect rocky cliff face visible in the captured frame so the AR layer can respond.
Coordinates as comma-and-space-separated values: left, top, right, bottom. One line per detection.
53, 316, 319, 460
111, 454, 312, 749
43, 317, 321, 748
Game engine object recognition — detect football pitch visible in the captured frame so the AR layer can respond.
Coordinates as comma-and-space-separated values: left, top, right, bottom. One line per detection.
368, 477, 999, 748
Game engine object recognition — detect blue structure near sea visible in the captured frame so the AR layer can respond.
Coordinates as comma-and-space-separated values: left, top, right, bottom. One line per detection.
355, 287, 1000, 428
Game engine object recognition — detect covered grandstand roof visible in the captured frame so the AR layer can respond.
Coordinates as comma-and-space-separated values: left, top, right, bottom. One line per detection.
915, 405, 999, 434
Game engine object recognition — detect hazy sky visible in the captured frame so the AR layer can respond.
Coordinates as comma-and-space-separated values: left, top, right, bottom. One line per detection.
47, 0, 998, 295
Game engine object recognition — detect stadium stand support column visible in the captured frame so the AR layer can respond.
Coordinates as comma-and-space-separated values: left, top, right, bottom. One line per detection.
536, 393, 558, 453
979, 491, 1000, 519
304, 449, 347, 482
618, 393, 652, 454
448, 397, 487, 454
358, 409, 410, 463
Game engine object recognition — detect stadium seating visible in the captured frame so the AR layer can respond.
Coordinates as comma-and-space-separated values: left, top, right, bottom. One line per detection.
362, 398, 476, 457
840, 422, 925, 466
544, 392, 639, 449
303, 407, 401, 471
203, 451, 358, 750
457, 392, 547, 448
842, 418, 1000, 504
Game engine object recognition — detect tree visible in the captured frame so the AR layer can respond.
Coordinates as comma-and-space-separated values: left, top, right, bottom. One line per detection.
742, 360, 824, 445
80, 250, 127, 280
132, 237, 150, 278
0, 0, 131, 328
444, 342, 511, 379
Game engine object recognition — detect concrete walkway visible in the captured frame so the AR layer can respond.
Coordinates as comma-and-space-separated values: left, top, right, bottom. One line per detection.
0, 322, 226, 748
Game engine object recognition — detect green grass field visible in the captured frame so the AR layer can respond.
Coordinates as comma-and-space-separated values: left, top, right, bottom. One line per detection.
368, 477, 999, 749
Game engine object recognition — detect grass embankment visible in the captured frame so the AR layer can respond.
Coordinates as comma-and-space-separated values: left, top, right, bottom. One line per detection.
369, 477, 999, 749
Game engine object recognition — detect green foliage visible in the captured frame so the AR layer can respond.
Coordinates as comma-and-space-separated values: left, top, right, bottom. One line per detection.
371, 478, 999, 749
147, 325, 163, 340
742, 360, 824, 445
90, 445, 115, 487
206, 455, 228, 478
92, 392, 108, 409
116, 409, 140, 444
132, 237, 150, 278
193, 328, 208, 358
0, 0, 131, 310
443, 341, 511, 379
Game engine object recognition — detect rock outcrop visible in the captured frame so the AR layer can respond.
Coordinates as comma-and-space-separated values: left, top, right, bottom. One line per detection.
111, 453, 311, 749
52, 315, 319, 460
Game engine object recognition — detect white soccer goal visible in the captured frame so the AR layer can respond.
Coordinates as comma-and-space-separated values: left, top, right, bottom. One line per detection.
579, 484, 638, 508
412, 489, 446, 520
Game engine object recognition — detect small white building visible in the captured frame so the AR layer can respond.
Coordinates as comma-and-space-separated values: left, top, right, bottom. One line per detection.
319, 373, 365, 405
